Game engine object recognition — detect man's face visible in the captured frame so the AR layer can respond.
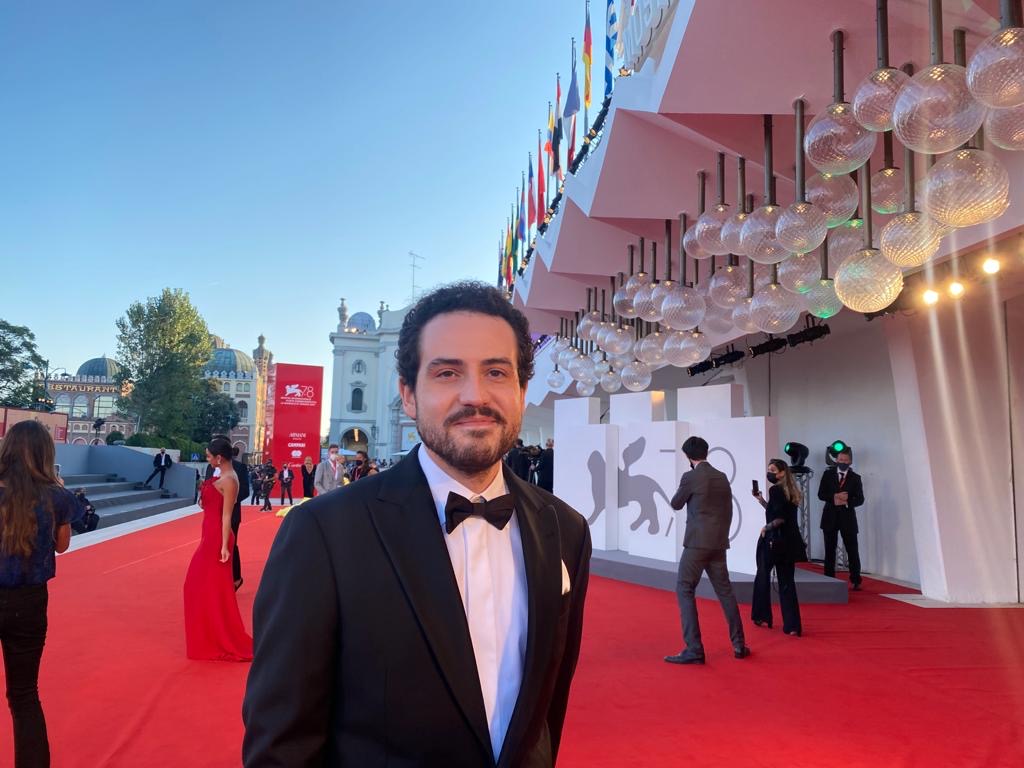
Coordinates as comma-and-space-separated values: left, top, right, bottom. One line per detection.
329, 449, 338, 460
546, 439, 554, 450
837, 452, 852, 467
400, 312, 525, 475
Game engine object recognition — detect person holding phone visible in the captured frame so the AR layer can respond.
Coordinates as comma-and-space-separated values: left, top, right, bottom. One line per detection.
751, 459, 804, 636
0, 420, 81, 766
817, 448, 865, 590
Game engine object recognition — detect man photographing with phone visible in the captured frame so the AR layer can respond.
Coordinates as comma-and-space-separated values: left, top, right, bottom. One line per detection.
817, 448, 865, 590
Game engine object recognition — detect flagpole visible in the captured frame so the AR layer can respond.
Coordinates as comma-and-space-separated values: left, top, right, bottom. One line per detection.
545, 104, 551, 211
584, 0, 590, 136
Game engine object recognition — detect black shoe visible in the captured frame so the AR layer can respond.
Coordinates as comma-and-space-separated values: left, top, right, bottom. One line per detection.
234, 578, 243, 591
786, 629, 802, 637
733, 646, 752, 659
852, 582, 862, 591
753, 620, 773, 629
664, 651, 705, 665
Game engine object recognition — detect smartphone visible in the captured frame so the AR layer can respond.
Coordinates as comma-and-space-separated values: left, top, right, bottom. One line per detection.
55, 463, 61, 479
752, 479, 759, 495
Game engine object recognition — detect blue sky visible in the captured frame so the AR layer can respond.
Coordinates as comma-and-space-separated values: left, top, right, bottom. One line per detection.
1, 1, 596, 430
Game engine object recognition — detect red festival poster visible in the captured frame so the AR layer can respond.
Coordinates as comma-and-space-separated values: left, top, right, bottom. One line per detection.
262, 363, 323, 469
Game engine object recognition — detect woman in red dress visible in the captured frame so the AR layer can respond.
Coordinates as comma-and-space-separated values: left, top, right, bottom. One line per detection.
183, 436, 253, 661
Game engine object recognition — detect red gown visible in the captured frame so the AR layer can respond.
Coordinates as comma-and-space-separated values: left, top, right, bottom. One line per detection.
183, 478, 253, 661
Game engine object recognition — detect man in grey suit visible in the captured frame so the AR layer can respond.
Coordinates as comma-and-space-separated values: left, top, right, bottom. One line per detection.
665, 436, 750, 665
314, 444, 345, 496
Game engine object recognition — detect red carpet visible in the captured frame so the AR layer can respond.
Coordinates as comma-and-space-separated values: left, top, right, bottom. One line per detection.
4, 508, 1023, 767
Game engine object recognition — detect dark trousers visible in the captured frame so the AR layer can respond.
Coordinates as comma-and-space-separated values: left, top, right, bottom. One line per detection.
250, 484, 261, 505
675, 547, 745, 654
823, 524, 862, 585
231, 503, 242, 584
0, 584, 50, 768
261, 490, 273, 511
279, 482, 293, 505
144, 467, 167, 488
751, 539, 802, 634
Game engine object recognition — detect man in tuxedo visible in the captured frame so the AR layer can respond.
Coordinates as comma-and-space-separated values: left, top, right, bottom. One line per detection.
665, 436, 750, 665
535, 439, 555, 492
205, 442, 250, 589
145, 448, 172, 488
505, 439, 530, 481
243, 282, 591, 768
278, 462, 294, 505
817, 448, 865, 590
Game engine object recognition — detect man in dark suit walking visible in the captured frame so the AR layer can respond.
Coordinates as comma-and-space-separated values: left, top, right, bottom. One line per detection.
206, 443, 250, 590
535, 438, 554, 492
665, 436, 749, 665
817, 447, 865, 590
145, 448, 172, 488
243, 282, 591, 768
506, 439, 531, 481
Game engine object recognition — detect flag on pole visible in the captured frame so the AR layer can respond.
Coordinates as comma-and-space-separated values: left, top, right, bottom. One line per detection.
505, 221, 513, 287
605, 0, 617, 98
564, 47, 581, 119
537, 131, 546, 218
528, 155, 536, 230
584, 3, 593, 110
545, 103, 554, 157
553, 76, 563, 179
568, 114, 577, 168
518, 184, 526, 246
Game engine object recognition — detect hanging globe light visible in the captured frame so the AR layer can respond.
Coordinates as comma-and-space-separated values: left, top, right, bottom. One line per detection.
604, 325, 635, 355
701, 296, 736, 335
871, 165, 904, 214
637, 330, 667, 365
893, 4, 986, 154
986, 104, 1024, 149
696, 154, 733, 255
625, 268, 651, 296
568, 354, 596, 383
742, 204, 791, 264
806, 172, 859, 227
805, 278, 844, 319
709, 261, 748, 308
662, 330, 693, 366
548, 342, 562, 363
720, 157, 752, 255
660, 283, 707, 330
835, 248, 904, 312
555, 335, 570, 351
621, 360, 653, 392
853, 68, 912, 131
806, 31, 877, 173
776, 99, 829, 255
599, 369, 622, 393
881, 139, 945, 269
547, 367, 566, 389
558, 346, 577, 369
751, 278, 803, 334
575, 379, 597, 397
778, 251, 822, 294
967, 0, 1024, 109
680, 331, 713, 365
827, 218, 868, 270
732, 296, 761, 334
924, 147, 1010, 229
683, 223, 712, 260
577, 309, 599, 341
633, 281, 662, 322
594, 357, 612, 376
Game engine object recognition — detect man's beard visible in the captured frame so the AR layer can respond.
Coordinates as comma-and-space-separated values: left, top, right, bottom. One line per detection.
418, 405, 519, 475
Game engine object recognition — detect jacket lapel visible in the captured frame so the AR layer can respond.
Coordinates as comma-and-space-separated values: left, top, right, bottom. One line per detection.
370, 446, 493, 761
499, 468, 562, 767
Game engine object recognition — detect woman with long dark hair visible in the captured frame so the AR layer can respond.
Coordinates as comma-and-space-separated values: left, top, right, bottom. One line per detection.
300, 456, 316, 498
751, 458, 804, 636
183, 436, 252, 661
0, 420, 79, 767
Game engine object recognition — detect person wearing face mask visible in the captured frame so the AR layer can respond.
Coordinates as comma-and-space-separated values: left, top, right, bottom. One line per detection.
817, 448, 865, 590
351, 450, 371, 481
314, 444, 344, 496
751, 459, 804, 636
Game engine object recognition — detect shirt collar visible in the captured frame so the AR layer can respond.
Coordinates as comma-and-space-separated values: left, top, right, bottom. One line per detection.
418, 445, 509, 529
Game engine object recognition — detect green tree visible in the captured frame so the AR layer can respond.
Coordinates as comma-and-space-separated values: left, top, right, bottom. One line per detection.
190, 380, 240, 443
106, 431, 125, 445
115, 289, 213, 438
0, 320, 47, 408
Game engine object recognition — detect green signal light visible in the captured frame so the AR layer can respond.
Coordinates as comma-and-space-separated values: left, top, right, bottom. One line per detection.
832, 441, 847, 453
784, 442, 792, 453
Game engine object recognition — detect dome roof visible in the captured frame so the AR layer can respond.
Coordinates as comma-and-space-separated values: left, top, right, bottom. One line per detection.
205, 347, 257, 376
348, 312, 376, 332
77, 356, 122, 379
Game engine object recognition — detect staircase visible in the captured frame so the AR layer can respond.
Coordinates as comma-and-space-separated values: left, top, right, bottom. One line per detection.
62, 473, 193, 530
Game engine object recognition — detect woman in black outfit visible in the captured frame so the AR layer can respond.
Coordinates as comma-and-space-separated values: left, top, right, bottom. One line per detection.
300, 456, 316, 498
751, 458, 803, 636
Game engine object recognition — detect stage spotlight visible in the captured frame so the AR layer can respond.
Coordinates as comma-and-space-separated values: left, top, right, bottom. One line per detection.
687, 360, 714, 376
749, 337, 788, 357
825, 440, 851, 466
922, 289, 940, 306
786, 322, 831, 348
948, 281, 965, 298
784, 441, 810, 473
982, 258, 1001, 275
712, 348, 746, 368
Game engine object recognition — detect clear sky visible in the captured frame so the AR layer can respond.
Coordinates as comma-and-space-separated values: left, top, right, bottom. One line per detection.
1, 0, 594, 431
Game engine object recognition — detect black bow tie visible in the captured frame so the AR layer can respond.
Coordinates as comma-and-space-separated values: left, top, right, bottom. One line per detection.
444, 492, 515, 535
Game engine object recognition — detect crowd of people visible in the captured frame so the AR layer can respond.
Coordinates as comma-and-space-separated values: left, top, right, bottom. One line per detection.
503, 437, 555, 491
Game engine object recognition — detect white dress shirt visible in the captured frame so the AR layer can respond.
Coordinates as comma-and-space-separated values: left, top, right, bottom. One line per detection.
418, 447, 528, 760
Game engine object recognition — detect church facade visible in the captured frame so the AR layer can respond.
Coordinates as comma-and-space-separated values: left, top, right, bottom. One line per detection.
327, 298, 420, 460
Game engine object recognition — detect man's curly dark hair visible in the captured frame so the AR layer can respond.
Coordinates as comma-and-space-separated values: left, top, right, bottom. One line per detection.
396, 281, 534, 390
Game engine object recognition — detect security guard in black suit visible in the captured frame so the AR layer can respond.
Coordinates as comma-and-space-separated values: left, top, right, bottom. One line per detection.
817, 448, 865, 589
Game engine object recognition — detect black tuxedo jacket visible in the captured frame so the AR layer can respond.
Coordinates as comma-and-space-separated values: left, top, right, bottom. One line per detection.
153, 453, 172, 468
278, 468, 294, 486
242, 444, 592, 768
817, 467, 865, 533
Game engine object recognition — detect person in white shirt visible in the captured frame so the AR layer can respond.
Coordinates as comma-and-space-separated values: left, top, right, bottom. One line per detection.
244, 281, 592, 767
313, 445, 343, 496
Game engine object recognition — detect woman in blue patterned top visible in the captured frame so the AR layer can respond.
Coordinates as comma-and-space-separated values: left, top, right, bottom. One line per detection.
0, 420, 79, 767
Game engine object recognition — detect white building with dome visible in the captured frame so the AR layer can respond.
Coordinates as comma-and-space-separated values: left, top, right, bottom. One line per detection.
328, 298, 420, 459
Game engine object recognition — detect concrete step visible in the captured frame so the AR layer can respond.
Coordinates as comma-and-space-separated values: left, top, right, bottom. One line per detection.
85, 488, 172, 509
64, 480, 138, 496
62, 473, 117, 485
95, 497, 194, 530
